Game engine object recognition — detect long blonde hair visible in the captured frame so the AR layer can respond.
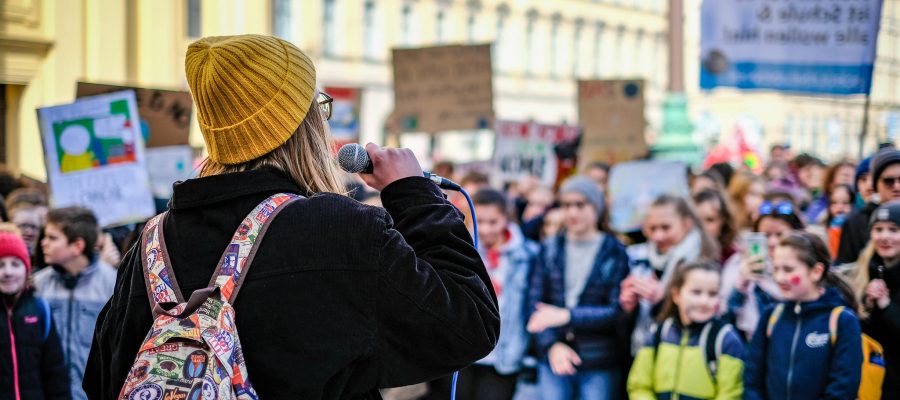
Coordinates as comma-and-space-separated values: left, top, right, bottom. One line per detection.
727, 171, 764, 230
851, 243, 877, 319
199, 99, 346, 195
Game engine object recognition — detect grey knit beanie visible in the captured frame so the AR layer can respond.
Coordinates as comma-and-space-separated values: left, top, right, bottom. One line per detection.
559, 175, 606, 215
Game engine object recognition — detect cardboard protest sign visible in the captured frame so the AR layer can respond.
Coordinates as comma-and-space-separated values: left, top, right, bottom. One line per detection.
392, 44, 494, 134
577, 80, 647, 165
608, 160, 689, 232
37, 91, 156, 227
492, 120, 580, 187
325, 86, 361, 148
701, 0, 884, 94
76, 82, 192, 147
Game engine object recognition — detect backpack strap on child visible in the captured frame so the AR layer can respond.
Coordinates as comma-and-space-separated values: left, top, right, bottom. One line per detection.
766, 303, 785, 338
35, 297, 51, 342
829, 306, 845, 346
700, 319, 731, 382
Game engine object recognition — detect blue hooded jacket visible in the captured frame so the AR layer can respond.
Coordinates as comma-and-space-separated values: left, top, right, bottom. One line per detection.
743, 288, 863, 400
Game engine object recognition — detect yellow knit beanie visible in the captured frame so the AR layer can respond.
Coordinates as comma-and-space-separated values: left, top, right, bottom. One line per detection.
185, 34, 316, 165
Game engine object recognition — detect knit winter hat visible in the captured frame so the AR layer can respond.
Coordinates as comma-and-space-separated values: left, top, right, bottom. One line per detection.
871, 148, 900, 189
0, 231, 31, 276
185, 34, 317, 165
560, 175, 606, 216
870, 201, 900, 230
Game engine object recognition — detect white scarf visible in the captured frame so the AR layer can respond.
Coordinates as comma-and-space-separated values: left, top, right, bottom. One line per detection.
631, 229, 703, 353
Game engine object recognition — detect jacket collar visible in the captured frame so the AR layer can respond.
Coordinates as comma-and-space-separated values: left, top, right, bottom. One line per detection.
170, 168, 305, 210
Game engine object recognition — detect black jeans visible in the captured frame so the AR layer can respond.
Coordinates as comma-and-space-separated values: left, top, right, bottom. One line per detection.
425, 364, 518, 400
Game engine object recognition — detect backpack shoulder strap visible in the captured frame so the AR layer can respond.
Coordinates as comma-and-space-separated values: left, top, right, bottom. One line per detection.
208, 193, 302, 303
701, 320, 731, 381
141, 212, 184, 313
35, 297, 51, 342
766, 303, 785, 338
829, 306, 845, 346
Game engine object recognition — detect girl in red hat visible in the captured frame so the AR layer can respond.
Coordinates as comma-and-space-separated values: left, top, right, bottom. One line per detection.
0, 224, 68, 399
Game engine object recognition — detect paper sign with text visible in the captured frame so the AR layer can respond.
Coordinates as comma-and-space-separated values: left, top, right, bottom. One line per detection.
37, 91, 156, 227
77, 82, 193, 147
577, 79, 647, 165
392, 44, 494, 134
700, 0, 884, 94
492, 120, 580, 187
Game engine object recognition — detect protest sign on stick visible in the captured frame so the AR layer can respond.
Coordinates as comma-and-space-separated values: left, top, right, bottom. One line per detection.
608, 160, 689, 233
391, 44, 494, 134
700, 0, 884, 94
577, 79, 647, 165
37, 91, 156, 227
492, 120, 580, 188
76, 82, 192, 147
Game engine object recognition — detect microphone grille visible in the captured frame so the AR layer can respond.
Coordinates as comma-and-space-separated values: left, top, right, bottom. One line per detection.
337, 143, 369, 173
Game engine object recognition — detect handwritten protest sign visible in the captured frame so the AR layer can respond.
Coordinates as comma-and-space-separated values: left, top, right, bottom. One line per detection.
577, 79, 647, 165
701, 0, 884, 94
608, 160, 689, 232
76, 82, 192, 147
392, 44, 494, 133
37, 91, 155, 226
492, 120, 580, 187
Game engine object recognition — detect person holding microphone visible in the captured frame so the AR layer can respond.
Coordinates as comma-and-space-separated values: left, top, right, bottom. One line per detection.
83, 34, 499, 399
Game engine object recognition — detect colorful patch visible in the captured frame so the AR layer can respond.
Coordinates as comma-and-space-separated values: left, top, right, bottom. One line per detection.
183, 350, 208, 379
128, 383, 163, 400
147, 343, 179, 355
202, 376, 217, 399
162, 388, 188, 400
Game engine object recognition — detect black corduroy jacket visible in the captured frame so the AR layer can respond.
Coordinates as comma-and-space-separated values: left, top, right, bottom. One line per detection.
83, 168, 499, 399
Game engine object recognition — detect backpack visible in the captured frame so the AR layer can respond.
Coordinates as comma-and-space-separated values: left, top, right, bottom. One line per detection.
119, 193, 301, 400
766, 304, 885, 400
651, 317, 733, 383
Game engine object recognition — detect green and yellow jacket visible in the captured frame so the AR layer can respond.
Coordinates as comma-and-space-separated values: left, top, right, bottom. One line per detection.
627, 317, 744, 400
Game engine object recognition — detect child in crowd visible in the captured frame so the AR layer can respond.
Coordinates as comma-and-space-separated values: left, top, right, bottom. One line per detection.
721, 200, 805, 339
621, 194, 719, 353
527, 176, 629, 400
744, 232, 863, 400
727, 172, 766, 232
627, 261, 744, 399
693, 189, 739, 263
438, 189, 538, 400
851, 201, 900, 398
33, 207, 116, 400
0, 224, 68, 399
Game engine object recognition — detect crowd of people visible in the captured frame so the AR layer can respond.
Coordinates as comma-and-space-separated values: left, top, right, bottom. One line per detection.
1, 145, 898, 400
386, 143, 899, 400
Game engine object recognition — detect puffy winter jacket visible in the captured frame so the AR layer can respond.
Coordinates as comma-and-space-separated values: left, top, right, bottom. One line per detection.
743, 288, 863, 400
0, 290, 69, 400
628, 317, 744, 400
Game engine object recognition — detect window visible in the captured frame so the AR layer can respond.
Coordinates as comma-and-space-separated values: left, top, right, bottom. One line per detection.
494, 5, 509, 72
271, 0, 292, 41
402, 4, 413, 45
593, 22, 604, 77
323, 0, 336, 56
436, 9, 446, 43
363, 0, 377, 59
526, 10, 537, 76
634, 29, 644, 78
572, 19, 584, 77
615, 26, 626, 76
467, 10, 477, 42
187, 0, 201, 38
550, 14, 562, 78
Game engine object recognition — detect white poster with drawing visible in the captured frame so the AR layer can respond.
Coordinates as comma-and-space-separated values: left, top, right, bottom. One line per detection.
37, 90, 156, 227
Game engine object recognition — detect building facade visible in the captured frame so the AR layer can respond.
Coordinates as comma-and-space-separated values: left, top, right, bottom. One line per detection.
1, 0, 668, 178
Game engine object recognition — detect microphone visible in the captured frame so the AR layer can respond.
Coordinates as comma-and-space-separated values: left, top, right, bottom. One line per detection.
337, 143, 462, 191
